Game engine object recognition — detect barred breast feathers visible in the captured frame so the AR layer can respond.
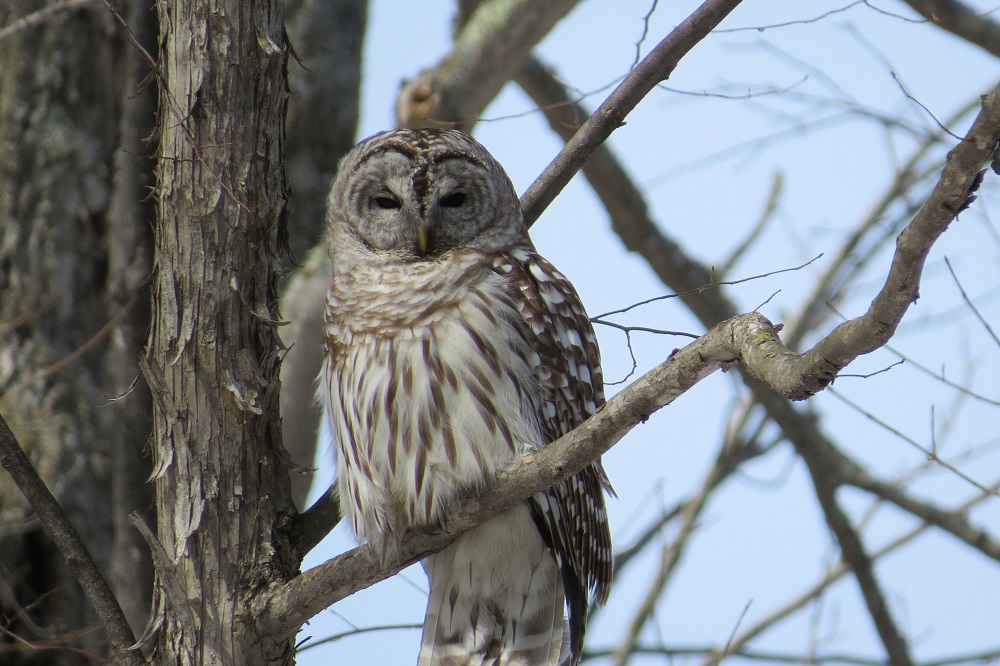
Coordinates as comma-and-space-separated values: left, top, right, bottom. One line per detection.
323, 249, 547, 550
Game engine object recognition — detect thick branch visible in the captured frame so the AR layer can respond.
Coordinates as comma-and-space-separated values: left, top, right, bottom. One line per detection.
0, 412, 142, 666
516, 19, 1000, 663
769, 83, 1000, 399
520, 0, 744, 225
396, 0, 581, 130
902, 0, 1000, 59
293, 483, 341, 556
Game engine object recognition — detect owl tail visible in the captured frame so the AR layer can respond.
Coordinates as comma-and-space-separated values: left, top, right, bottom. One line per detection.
417, 507, 568, 666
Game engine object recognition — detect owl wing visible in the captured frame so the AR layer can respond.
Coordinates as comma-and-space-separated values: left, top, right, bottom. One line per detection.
494, 247, 614, 662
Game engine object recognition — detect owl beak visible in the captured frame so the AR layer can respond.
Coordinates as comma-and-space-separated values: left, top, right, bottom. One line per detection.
416, 228, 430, 256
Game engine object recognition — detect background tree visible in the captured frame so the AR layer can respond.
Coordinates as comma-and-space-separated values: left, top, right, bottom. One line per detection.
1, 1, 998, 666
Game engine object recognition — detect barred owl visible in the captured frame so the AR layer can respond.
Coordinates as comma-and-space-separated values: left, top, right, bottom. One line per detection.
321, 128, 613, 666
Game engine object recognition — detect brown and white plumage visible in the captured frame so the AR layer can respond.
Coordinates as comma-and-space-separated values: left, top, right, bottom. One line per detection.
321, 129, 613, 665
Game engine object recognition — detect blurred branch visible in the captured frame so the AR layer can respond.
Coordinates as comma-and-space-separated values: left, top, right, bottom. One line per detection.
901, 0, 1000, 59
830, 387, 999, 497
611, 438, 762, 666
0, 0, 96, 41
847, 464, 1000, 560
719, 170, 784, 277
396, 0, 582, 130
610, 502, 683, 575
707, 480, 997, 661
0, 413, 143, 665
805, 454, 914, 665
585, 643, 1000, 665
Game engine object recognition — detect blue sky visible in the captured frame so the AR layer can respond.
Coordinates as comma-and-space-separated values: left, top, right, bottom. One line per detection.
297, 2, 1000, 664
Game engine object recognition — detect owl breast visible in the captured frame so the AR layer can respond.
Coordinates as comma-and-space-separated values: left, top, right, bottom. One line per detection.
322, 254, 545, 549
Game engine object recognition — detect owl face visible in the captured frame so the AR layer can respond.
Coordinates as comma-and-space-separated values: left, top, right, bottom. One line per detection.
327, 129, 527, 265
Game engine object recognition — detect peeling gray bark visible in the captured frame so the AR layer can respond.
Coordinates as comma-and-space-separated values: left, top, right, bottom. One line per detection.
146, 0, 298, 662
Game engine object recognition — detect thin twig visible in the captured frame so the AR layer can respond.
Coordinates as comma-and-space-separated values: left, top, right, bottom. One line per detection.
0, 292, 140, 404
715, 0, 921, 34
891, 72, 962, 139
944, 256, 1000, 349
830, 388, 998, 498
591, 255, 822, 320
0, 0, 96, 41
297, 622, 422, 651
719, 171, 784, 276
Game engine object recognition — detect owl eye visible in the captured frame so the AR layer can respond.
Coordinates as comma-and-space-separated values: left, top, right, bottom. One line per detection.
439, 192, 466, 208
372, 195, 401, 210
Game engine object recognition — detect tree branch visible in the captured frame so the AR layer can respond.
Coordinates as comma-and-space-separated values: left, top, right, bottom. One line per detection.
774, 83, 1000, 397
514, 54, 743, 328
256, 312, 779, 634
804, 457, 914, 665
293, 482, 341, 556
520, 0, 744, 225
519, 40, 1000, 658
706, 481, 998, 662
847, 469, 1000, 561
901, 0, 1000, 59
396, 0, 582, 130
611, 437, 759, 666
0, 412, 143, 666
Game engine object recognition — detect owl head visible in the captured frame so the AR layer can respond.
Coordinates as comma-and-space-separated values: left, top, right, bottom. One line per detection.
326, 129, 528, 266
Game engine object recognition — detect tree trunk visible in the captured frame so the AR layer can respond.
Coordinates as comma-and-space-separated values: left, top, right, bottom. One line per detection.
146, 0, 298, 662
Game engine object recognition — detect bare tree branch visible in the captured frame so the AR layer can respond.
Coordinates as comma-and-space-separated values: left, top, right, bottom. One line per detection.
745, 84, 1000, 400
586, 643, 1000, 665
805, 456, 914, 665
611, 438, 759, 666
519, 0, 745, 225
901, 0, 1000, 59
514, 54, 741, 327
518, 34, 1000, 659
396, 0, 582, 130
705, 481, 998, 662
256, 312, 783, 634
0, 0, 97, 42
293, 483, 341, 557
0, 413, 142, 666
847, 466, 1000, 560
